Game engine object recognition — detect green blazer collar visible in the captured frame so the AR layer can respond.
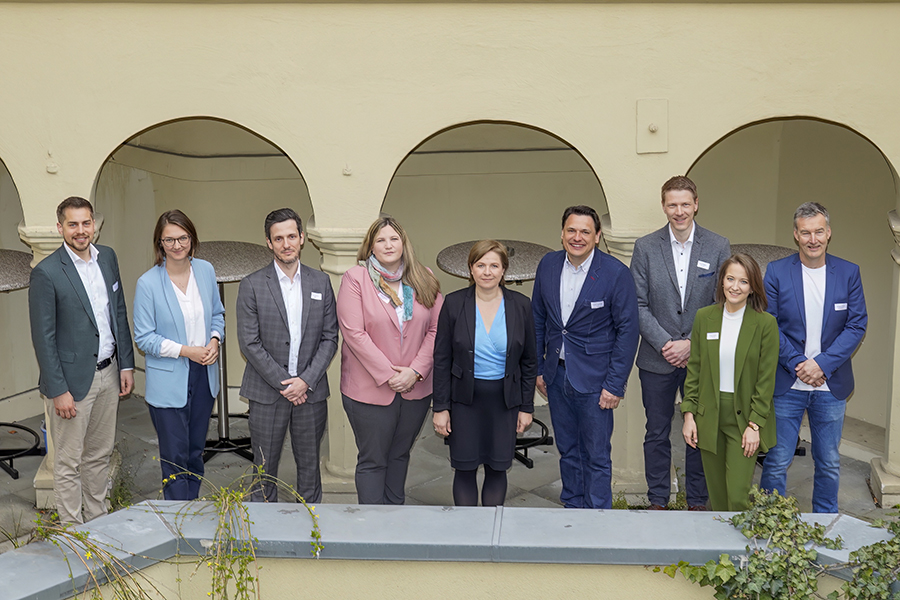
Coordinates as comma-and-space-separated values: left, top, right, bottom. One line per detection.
704, 304, 762, 396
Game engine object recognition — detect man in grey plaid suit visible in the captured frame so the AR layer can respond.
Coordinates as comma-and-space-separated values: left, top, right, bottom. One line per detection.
237, 208, 338, 503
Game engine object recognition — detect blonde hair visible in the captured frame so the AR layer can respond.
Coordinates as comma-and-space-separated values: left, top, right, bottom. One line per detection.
357, 216, 441, 308
467, 240, 508, 286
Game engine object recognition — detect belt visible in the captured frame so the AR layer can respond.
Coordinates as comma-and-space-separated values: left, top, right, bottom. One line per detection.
97, 350, 116, 372
558, 359, 566, 369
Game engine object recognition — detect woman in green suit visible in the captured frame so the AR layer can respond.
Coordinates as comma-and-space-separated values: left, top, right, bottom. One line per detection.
681, 253, 778, 511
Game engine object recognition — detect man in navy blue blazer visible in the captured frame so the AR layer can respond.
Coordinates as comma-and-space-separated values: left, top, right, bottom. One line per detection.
760, 202, 867, 513
532, 205, 639, 509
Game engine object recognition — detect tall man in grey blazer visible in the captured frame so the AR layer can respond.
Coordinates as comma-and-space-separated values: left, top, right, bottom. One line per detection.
237, 208, 338, 503
631, 176, 730, 510
29, 197, 135, 525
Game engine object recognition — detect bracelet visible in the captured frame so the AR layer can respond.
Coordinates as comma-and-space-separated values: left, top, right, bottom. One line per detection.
210, 335, 221, 343
747, 421, 760, 432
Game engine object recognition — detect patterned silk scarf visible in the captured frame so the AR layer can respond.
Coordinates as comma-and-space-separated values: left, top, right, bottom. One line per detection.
365, 256, 414, 323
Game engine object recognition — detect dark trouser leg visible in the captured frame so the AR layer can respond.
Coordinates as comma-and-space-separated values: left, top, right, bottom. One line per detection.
640, 368, 707, 507
453, 468, 479, 506
481, 465, 508, 507
382, 395, 430, 505
289, 399, 328, 504
186, 361, 216, 500
342, 394, 398, 504
547, 369, 584, 508
248, 398, 291, 502
148, 402, 192, 501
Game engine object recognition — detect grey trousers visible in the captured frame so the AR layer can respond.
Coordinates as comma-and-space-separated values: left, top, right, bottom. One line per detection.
248, 396, 327, 504
342, 393, 431, 505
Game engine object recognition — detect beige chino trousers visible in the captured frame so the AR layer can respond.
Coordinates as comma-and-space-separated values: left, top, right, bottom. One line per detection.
45, 357, 119, 525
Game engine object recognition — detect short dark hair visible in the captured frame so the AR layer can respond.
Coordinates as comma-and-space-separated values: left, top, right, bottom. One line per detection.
56, 197, 94, 223
793, 202, 830, 229
467, 240, 509, 286
152, 210, 200, 266
661, 175, 698, 202
265, 208, 303, 240
715, 253, 767, 313
560, 205, 601, 234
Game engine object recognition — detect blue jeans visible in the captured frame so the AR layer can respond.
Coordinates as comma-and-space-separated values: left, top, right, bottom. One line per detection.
759, 388, 846, 513
547, 364, 614, 509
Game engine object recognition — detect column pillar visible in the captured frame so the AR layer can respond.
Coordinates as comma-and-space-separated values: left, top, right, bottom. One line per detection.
306, 221, 368, 490
601, 215, 653, 498
18, 214, 104, 509
870, 210, 900, 506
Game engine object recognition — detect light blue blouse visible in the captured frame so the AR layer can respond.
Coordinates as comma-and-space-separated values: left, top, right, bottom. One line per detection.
474, 299, 507, 380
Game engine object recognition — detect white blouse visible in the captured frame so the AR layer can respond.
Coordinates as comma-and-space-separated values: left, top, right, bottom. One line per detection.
718, 304, 746, 394
160, 268, 210, 359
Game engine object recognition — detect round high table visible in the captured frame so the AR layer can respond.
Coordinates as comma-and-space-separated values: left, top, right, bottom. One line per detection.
0, 249, 43, 479
194, 241, 273, 463
436, 239, 553, 283
435, 239, 555, 469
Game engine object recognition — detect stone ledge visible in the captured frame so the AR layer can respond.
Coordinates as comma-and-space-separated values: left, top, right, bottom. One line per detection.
0, 501, 894, 600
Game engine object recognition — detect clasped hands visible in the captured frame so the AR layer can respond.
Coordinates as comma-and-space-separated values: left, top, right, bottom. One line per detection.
795, 358, 826, 387
181, 338, 219, 366
388, 365, 419, 394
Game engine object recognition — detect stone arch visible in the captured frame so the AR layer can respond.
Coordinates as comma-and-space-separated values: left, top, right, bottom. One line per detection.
380, 120, 609, 296
93, 117, 314, 391
686, 116, 897, 435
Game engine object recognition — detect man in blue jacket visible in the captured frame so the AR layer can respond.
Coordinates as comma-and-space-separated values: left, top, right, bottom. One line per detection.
760, 202, 867, 513
532, 205, 639, 509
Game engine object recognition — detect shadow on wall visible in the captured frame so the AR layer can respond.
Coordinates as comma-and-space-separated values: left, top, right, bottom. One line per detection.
0, 158, 40, 402
381, 121, 609, 298
92, 117, 315, 387
688, 117, 898, 428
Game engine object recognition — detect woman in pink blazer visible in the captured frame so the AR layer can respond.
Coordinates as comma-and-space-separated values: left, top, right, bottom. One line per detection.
337, 216, 443, 504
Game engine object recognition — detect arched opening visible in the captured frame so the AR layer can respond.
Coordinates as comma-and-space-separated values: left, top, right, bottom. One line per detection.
93, 117, 314, 401
381, 121, 609, 297
687, 117, 896, 437
0, 159, 38, 409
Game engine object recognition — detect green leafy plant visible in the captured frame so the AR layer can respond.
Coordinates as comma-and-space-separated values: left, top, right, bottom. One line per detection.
657, 487, 900, 600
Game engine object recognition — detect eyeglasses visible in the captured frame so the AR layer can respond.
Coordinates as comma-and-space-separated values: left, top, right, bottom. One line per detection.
161, 235, 191, 248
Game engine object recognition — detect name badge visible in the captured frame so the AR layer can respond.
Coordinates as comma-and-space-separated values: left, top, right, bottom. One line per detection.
112, 281, 119, 292
835, 303, 848, 311
707, 332, 719, 340
697, 260, 710, 270
311, 292, 322, 300
591, 301, 604, 309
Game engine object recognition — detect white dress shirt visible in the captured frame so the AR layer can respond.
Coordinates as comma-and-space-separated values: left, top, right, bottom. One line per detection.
63, 243, 116, 363
275, 261, 304, 377
719, 304, 746, 393
159, 267, 220, 359
669, 223, 695, 309
559, 250, 594, 360
793, 264, 829, 392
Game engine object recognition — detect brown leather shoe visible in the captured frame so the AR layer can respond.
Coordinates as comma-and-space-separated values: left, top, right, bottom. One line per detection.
647, 504, 667, 510
688, 505, 709, 511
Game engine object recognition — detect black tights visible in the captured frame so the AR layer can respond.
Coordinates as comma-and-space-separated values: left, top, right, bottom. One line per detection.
452, 465, 508, 507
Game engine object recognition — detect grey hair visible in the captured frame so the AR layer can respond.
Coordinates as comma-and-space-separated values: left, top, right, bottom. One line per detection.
793, 202, 830, 229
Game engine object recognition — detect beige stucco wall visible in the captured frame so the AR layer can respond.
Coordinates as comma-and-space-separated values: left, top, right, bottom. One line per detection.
2, 1, 899, 480
691, 119, 896, 425
92, 555, 850, 600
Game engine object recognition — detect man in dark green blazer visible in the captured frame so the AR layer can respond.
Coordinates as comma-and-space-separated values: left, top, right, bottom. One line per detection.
29, 197, 134, 525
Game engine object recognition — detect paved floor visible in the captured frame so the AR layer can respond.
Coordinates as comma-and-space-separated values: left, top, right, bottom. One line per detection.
0, 393, 891, 551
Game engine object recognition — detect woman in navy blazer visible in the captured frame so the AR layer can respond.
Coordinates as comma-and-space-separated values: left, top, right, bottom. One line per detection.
134, 210, 225, 500
433, 240, 537, 506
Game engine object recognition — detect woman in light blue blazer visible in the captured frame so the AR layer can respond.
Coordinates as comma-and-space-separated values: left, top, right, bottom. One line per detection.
134, 210, 225, 500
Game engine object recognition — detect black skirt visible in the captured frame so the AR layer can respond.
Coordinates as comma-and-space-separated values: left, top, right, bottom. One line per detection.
447, 378, 518, 471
